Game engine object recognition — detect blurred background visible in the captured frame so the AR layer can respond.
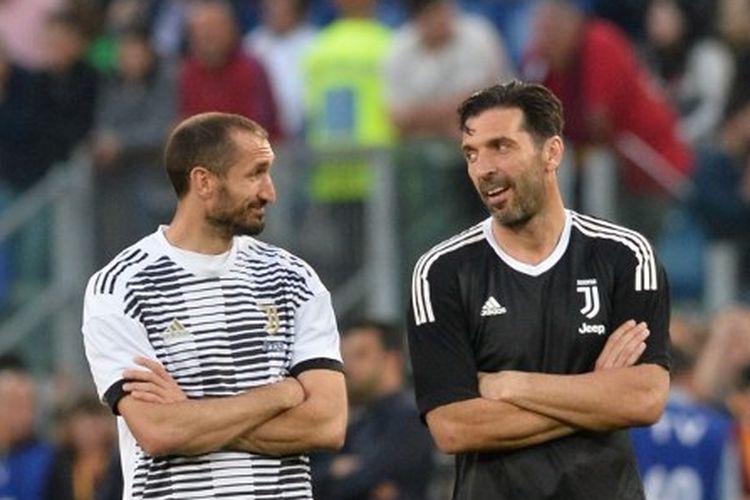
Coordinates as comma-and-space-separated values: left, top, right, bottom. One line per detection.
0, 0, 749, 498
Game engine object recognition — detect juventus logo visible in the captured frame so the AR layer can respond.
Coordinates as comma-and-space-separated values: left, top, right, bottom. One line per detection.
258, 302, 280, 335
576, 279, 600, 319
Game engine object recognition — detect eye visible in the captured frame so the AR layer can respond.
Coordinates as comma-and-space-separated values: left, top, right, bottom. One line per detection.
492, 139, 512, 153
464, 149, 477, 163
247, 164, 270, 179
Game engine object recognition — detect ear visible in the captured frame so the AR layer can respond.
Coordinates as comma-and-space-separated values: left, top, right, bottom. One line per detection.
544, 136, 564, 172
188, 166, 215, 199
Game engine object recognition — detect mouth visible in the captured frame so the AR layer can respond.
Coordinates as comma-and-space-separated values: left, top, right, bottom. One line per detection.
484, 185, 511, 206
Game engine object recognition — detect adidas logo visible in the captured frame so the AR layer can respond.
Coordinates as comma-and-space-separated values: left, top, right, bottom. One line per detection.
163, 319, 190, 341
481, 296, 507, 317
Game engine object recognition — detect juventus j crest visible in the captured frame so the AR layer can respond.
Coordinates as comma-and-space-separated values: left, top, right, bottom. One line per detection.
576, 279, 600, 319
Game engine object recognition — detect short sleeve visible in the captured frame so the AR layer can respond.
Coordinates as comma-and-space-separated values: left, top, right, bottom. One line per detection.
290, 275, 343, 376
408, 257, 479, 418
610, 245, 671, 370
82, 279, 157, 414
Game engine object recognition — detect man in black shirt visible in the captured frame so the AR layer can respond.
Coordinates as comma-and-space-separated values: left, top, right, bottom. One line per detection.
407, 80, 670, 499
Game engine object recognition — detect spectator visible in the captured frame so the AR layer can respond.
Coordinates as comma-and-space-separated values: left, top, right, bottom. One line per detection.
90, 24, 176, 264
643, 0, 734, 146
180, 0, 281, 140
44, 394, 119, 500
688, 101, 750, 238
150, 0, 255, 59
630, 346, 742, 500
387, 0, 513, 140
243, 0, 317, 139
694, 307, 750, 406
657, 92, 750, 303
385, 0, 513, 280
37, 8, 99, 175
524, 0, 692, 241
5, 7, 99, 300
85, 0, 159, 75
0, 0, 65, 71
0, 355, 54, 500
717, 0, 750, 115
242, 0, 316, 250
0, 42, 44, 192
312, 320, 435, 499
300, 0, 394, 291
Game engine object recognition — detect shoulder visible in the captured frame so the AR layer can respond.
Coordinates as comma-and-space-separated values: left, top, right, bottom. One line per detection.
570, 211, 660, 289
412, 221, 487, 283
86, 233, 163, 300
236, 236, 321, 287
570, 211, 654, 255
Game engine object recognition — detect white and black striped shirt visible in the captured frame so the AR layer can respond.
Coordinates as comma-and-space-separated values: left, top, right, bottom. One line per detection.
83, 227, 342, 499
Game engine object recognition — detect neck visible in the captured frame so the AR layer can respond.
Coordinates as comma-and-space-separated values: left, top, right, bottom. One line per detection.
165, 204, 234, 255
492, 196, 566, 265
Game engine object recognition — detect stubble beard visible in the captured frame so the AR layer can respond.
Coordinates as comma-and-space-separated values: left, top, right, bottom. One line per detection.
484, 162, 546, 230
206, 200, 266, 238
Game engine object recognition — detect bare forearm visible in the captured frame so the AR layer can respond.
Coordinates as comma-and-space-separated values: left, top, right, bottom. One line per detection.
232, 399, 345, 455
495, 365, 669, 431
427, 397, 577, 454
121, 381, 300, 457
231, 370, 347, 456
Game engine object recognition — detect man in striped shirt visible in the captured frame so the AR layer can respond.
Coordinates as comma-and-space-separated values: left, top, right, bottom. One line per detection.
82, 112, 346, 499
407, 81, 671, 499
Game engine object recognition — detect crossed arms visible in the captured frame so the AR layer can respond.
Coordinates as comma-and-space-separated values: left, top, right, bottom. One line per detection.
425, 320, 670, 454
118, 359, 347, 458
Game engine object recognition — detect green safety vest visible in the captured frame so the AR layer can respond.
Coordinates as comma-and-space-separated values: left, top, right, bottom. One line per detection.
304, 19, 394, 202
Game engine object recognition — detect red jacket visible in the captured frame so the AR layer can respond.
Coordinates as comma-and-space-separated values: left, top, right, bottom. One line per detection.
179, 48, 282, 141
527, 20, 693, 194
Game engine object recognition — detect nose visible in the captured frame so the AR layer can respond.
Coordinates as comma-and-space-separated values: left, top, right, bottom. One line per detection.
473, 151, 500, 179
259, 175, 276, 204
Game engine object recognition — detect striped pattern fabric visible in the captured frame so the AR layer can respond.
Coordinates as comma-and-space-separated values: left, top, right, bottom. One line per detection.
88, 233, 323, 499
411, 223, 485, 326
570, 212, 657, 292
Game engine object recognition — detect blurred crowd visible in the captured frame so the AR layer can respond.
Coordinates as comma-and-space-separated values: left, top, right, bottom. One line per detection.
1, 0, 750, 498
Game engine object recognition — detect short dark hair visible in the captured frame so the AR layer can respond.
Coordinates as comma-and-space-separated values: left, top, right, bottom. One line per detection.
343, 319, 404, 353
458, 80, 564, 145
164, 112, 268, 198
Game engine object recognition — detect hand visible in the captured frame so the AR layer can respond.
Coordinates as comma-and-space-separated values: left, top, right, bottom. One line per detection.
594, 320, 649, 371
123, 357, 187, 404
478, 370, 525, 401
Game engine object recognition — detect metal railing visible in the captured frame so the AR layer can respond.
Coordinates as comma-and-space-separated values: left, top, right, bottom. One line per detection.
0, 149, 95, 382
304, 146, 400, 321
